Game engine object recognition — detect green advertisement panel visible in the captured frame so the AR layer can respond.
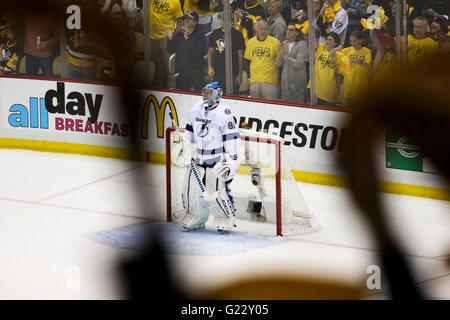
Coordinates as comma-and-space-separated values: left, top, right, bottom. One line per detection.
385, 129, 422, 172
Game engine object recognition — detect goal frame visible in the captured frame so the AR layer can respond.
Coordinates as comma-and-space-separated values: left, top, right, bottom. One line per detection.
166, 126, 285, 236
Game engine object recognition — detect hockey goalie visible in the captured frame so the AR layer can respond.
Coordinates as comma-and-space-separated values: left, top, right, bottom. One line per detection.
173, 82, 240, 232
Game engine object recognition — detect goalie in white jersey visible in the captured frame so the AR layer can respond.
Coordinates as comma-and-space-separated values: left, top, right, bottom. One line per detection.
175, 82, 240, 232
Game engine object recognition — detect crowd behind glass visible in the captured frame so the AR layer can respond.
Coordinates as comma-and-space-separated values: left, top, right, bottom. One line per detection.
0, 0, 448, 107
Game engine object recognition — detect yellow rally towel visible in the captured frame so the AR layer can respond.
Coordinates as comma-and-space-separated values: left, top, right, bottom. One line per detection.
323, 0, 342, 23
334, 50, 351, 74
296, 21, 309, 34
360, 6, 389, 30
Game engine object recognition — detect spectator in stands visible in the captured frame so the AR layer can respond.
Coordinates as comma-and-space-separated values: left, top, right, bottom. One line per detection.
207, 11, 245, 94
149, 0, 184, 87
99, 0, 137, 81
267, 0, 287, 42
384, 0, 421, 38
0, 16, 23, 75
370, 29, 396, 83
317, 0, 348, 47
311, 32, 341, 106
378, 14, 440, 62
280, 0, 295, 24
373, 45, 395, 80
313, 0, 325, 21
314, 0, 325, 16
340, 0, 365, 47
232, 0, 267, 45
422, 0, 449, 22
23, 7, 59, 77
65, 1, 102, 80
244, 19, 280, 100
167, 11, 206, 91
294, 0, 323, 25
292, 1, 324, 87
430, 14, 448, 41
183, 0, 214, 36
66, 27, 98, 80
405, 15, 439, 62
276, 22, 308, 103
293, 0, 323, 40
336, 30, 372, 105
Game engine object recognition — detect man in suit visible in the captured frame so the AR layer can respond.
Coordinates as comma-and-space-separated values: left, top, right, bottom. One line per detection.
276, 22, 308, 103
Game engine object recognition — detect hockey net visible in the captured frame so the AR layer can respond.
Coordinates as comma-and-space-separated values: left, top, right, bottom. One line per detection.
166, 127, 320, 236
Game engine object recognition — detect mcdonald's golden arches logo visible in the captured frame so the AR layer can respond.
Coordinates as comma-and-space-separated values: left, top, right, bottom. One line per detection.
141, 95, 179, 139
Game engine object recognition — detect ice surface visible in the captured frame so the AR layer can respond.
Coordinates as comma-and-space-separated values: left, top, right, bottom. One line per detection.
0, 149, 448, 299
93, 221, 288, 255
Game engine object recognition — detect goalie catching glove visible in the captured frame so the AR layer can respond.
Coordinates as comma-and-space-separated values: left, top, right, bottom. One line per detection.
213, 154, 239, 181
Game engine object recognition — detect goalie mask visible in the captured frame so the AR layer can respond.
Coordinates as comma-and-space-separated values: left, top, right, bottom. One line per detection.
202, 82, 223, 109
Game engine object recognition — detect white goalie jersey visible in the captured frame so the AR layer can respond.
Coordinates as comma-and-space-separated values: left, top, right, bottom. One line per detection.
185, 100, 240, 171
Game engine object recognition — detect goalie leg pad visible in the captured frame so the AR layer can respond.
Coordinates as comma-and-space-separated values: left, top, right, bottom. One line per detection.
179, 199, 209, 230
179, 212, 199, 230
179, 210, 207, 231
205, 169, 236, 230
213, 214, 236, 231
179, 165, 210, 230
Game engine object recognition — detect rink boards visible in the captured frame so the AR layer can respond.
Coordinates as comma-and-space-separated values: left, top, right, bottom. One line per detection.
0, 76, 448, 200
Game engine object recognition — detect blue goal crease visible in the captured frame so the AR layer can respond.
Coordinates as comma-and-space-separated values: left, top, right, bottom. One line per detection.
91, 221, 288, 256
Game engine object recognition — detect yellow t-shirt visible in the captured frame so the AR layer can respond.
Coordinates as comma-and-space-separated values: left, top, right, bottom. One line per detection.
338, 46, 372, 99
372, 50, 394, 84
149, 0, 184, 40
244, 35, 280, 85
315, 43, 338, 103
183, 0, 213, 18
402, 35, 438, 63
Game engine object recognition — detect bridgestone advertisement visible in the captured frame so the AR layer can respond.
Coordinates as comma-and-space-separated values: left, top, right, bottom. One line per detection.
0, 77, 446, 196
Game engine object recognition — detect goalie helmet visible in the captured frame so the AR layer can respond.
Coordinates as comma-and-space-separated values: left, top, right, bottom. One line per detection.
202, 82, 223, 109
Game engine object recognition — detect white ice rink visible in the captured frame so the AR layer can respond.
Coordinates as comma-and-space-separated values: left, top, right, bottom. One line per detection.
0, 149, 448, 299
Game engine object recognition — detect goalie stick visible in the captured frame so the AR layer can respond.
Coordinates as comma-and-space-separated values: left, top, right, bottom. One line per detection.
168, 110, 218, 202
